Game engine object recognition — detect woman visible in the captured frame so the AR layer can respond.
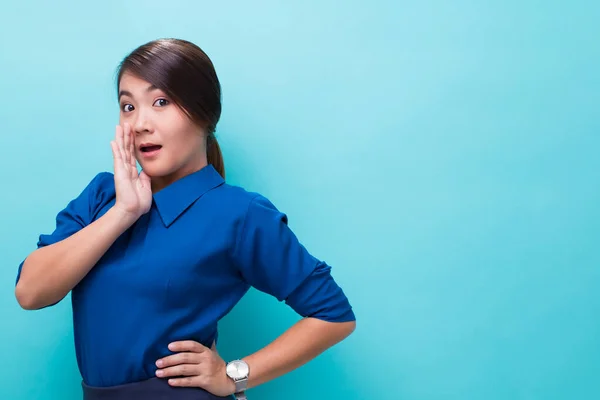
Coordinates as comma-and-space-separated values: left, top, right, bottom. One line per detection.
14, 38, 356, 399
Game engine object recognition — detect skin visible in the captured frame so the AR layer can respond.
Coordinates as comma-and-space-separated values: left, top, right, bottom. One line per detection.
115, 73, 356, 396
117, 73, 208, 194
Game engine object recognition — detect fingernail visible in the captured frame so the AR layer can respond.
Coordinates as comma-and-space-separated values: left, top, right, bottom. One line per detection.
156, 369, 163, 376
156, 360, 163, 367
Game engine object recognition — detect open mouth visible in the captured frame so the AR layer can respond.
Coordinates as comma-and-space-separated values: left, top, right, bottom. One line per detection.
140, 145, 162, 153
139, 144, 163, 158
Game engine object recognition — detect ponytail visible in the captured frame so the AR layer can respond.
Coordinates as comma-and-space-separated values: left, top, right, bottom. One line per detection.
207, 134, 225, 179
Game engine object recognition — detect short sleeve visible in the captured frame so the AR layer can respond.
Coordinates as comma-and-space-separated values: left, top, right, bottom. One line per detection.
231, 194, 355, 322
15, 172, 113, 285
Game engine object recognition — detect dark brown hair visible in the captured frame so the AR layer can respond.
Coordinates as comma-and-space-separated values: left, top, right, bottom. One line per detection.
116, 38, 225, 178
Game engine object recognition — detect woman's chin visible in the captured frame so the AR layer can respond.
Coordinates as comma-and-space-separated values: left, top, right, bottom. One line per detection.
139, 165, 169, 178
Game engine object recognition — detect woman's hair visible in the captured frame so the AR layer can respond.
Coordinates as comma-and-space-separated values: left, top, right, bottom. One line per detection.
116, 38, 225, 178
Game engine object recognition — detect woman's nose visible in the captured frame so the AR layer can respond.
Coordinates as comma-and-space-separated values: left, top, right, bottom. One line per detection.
133, 111, 153, 134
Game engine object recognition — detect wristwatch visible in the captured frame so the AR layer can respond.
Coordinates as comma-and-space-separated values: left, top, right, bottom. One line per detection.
226, 359, 249, 400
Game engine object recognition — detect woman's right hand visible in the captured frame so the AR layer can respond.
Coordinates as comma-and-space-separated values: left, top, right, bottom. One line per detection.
110, 123, 152, 222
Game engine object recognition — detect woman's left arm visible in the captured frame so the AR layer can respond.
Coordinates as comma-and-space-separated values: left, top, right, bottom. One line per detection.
157, 317, 354, 395
239, 317, 356, 390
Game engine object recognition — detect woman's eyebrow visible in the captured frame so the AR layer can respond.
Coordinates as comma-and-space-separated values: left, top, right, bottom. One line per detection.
118, 85, 160, 100
118, 90, 133, 100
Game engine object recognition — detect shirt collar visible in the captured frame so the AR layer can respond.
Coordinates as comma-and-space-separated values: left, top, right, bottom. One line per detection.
152, 164, 224, 227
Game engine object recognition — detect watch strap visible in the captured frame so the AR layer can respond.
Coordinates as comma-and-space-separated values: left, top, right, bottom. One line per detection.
234, 377, 248, 393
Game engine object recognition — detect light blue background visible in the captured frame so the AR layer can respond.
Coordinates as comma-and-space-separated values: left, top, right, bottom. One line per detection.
1, 1, 599, 399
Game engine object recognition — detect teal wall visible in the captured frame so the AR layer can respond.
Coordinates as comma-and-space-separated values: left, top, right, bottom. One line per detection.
1, 1, 599, 399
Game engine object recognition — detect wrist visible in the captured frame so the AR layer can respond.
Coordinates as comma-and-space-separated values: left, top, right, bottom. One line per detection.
225, 376, 237, 396
225, 359, 250, 396
106, 206, 139, 230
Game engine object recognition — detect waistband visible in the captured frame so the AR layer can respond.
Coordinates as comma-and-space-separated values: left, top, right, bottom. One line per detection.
82, 377, 232, 400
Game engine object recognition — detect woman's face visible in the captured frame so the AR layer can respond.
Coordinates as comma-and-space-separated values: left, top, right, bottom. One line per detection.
118, 72, 207, 190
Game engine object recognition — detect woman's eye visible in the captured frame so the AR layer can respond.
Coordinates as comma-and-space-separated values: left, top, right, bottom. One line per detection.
122, 104, 134, 112
154, 98, 170, 107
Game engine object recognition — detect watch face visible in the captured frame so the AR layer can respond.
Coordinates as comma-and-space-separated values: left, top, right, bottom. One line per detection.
226, 360, 249, 379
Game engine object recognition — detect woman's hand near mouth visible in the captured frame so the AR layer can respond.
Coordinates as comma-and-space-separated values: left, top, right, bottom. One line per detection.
110, 122, 153, 222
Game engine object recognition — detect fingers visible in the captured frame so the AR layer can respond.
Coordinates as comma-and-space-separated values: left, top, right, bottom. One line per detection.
124, 123, 138, 179
139, 170, 151, 188
157, 352, 202, 369
110, 140, 123, 175
156, 362, 200, 378
110, 140, 121, 162
114, 124, 138, 178
168, 341, 209, 353
128, 123, 137, 170
167, 377, 198, 387
154, 341, 229, 393
155, 341, 208, 378
115, 124, 126, 163
123, 123, 131, 166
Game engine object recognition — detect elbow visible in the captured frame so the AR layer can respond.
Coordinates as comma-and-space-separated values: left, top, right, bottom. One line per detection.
333, 319, 356, 343
335, 316, 357, 340
14, 258, 43, 310
15, 281, 42, 310
15, 279, 59, 310
346, 319, 357, 335
305, 316, 356, 346
308, 310, 356, 341
14, 256, 62, 310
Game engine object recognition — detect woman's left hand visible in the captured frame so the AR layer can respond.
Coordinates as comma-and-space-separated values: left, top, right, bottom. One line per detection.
155, 340, 236, 397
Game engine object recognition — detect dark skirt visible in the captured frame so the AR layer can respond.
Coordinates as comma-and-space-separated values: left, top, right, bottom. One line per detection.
82, 377, 233, 400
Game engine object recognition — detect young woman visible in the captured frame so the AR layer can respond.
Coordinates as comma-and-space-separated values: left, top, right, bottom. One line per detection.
14, 38, 356, 399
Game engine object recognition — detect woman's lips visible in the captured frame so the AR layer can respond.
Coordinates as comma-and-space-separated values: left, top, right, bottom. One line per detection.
140, 145, 162, 158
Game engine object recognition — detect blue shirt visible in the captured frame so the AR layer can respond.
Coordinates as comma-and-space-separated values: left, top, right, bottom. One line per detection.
16, 164, 355, 387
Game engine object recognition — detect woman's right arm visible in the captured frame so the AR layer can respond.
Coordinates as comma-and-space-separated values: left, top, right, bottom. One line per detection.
15, 207, 137, 310
15, 123, 152, 310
